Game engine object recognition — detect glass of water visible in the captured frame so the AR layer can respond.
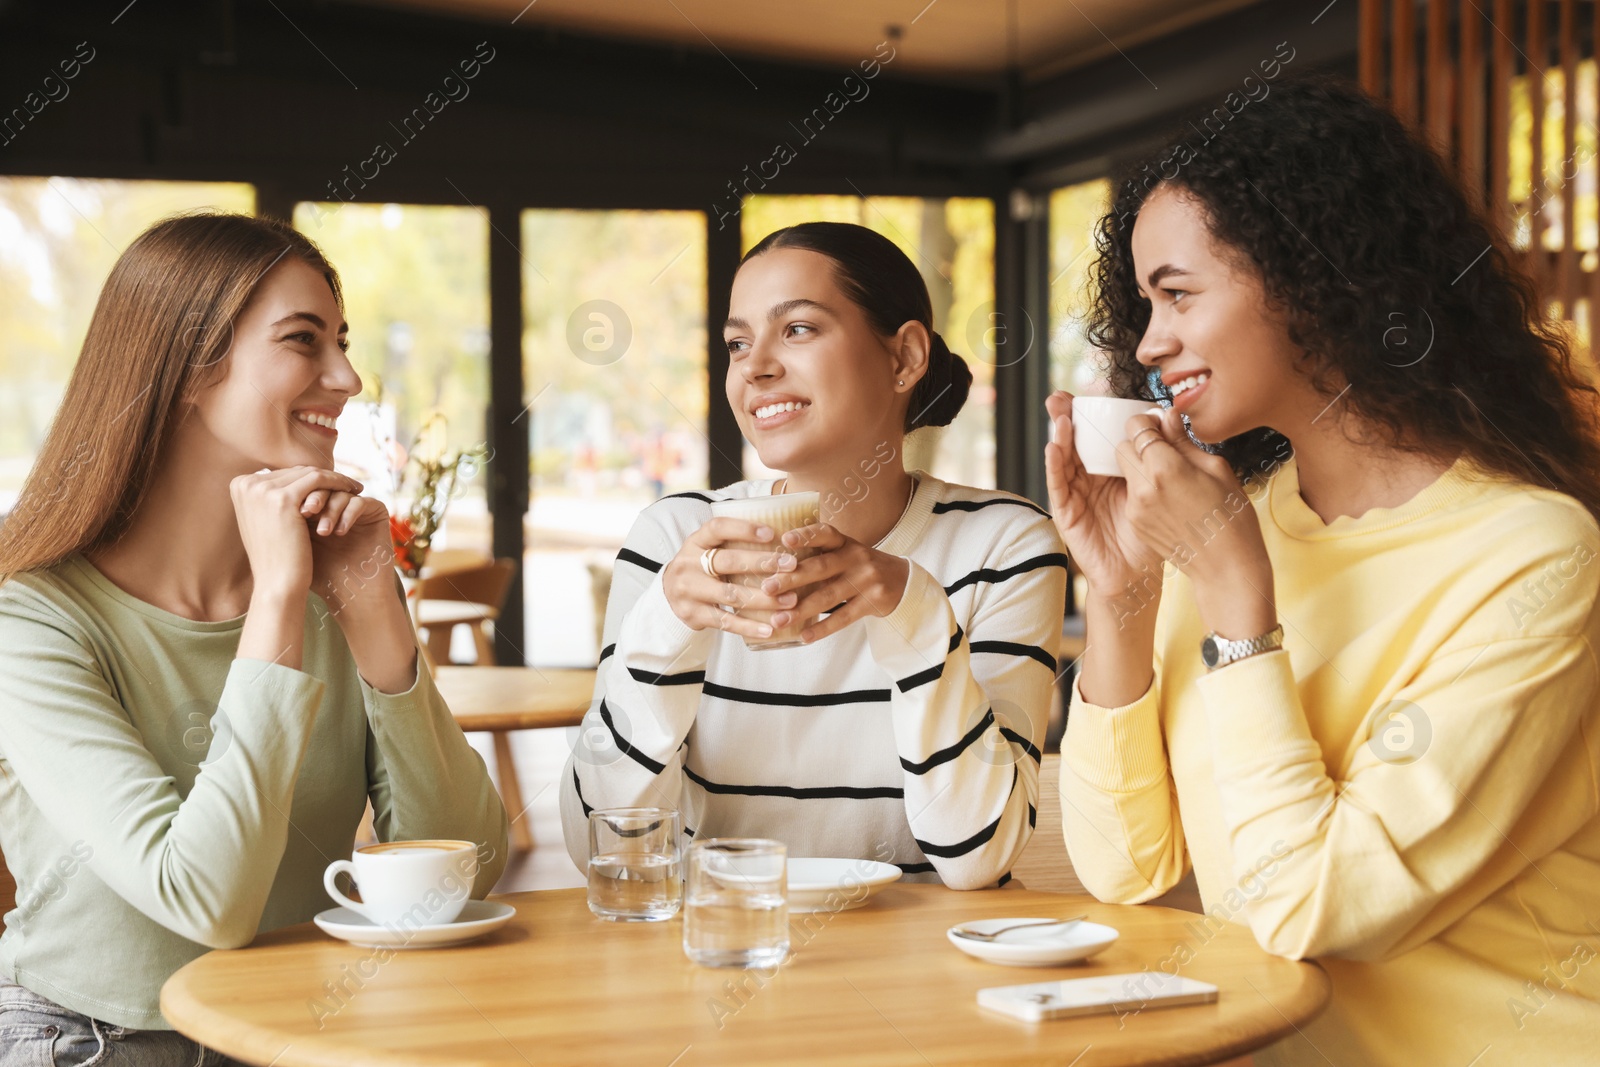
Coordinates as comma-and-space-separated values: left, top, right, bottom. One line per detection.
587, 807, 682, 922
683, 838, 789, 968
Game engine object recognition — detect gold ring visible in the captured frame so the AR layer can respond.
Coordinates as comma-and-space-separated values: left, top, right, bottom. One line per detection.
1133, 429, 1163, 458
700, 547, 722, 578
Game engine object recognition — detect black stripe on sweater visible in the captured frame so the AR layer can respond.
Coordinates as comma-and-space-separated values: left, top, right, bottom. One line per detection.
627, 666, 707, 687
616, 548, 664, 574
600, 700, 666, 775
933, 498, 1049, 519
662, 491, 715, 503
943, 553, 1070, 597
684, 765, 903, 800
894, 627, 964, 693
997, 870, 1013, 888
901, 708, 994, 775
572, 767, 593, 817
1001, 727, 1043, 764
897, 861, 936, 875
702, 681, 890, 707
599, 643, 616, 663
895, 662, 944, 693
914, 767, 1017, 858
969, 640, 1055, 672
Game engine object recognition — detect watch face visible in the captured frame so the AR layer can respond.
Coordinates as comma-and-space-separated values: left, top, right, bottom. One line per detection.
1201, 635, 1222, 668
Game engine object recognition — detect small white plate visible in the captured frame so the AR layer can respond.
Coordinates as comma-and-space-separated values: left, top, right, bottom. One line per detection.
947, 917, 1119, 967
785, 858, 902, 913
314, 900, 516, 949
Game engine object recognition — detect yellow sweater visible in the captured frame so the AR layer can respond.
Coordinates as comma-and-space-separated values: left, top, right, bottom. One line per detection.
1061, 455, 1600, 1066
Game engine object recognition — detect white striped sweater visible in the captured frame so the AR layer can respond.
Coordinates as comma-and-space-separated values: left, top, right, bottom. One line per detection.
558, 473, 1068, 889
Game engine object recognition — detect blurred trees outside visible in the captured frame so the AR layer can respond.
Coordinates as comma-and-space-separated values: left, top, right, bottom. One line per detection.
0, 178, 254, 504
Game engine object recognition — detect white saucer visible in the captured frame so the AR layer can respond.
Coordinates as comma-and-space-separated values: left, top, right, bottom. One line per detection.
314, 900, 516, 949
786, 858, 903, 913
947, 917, 1119, 967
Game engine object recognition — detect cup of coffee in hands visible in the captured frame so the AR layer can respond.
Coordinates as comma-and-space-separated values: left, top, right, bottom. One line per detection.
709, 491, 821, 650
323, 840, 479, 928
1069, 397, 1163, 478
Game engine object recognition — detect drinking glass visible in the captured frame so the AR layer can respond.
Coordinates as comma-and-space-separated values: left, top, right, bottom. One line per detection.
587, 807, 682, 922
683, 838, 789, 968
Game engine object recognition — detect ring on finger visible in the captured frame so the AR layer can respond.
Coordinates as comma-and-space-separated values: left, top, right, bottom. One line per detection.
1133, 428, 1164, 458
700, 547, 722, 578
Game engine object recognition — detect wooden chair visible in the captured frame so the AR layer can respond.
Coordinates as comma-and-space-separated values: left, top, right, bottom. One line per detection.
417, 558, 516, 667
423, 547, 490, 577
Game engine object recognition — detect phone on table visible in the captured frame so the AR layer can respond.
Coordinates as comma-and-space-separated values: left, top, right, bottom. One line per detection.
978, 972, 1218, 1022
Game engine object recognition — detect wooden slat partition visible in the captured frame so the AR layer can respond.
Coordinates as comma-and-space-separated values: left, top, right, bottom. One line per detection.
1427, 0, 1454, 148
1460, 0, 1486, 207
1528, 0, 1548, 300
1361, 1, 1598, 342
1560, 0, 1579, 315
1392, 0, 1420, 122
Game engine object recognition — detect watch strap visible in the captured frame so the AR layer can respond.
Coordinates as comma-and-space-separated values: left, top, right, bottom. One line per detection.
1202, 624, 1284, 670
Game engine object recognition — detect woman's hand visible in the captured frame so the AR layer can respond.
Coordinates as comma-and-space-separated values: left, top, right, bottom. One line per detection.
663, 518, 799, 641
300, 486, 420, 693
1111, 405, 1277, 637
757, 524, 910, 644
229, 466, 366, 601
1044, 391, 1166, 599
300, 487, 395, 612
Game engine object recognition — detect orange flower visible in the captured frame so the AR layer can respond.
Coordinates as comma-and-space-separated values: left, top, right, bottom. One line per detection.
390, 514, 420, 575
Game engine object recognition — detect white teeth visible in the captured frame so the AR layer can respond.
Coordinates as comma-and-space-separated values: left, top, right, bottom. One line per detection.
1169, 372, 1210, 397
296, 412, 338, 429
754, 401, 808, 419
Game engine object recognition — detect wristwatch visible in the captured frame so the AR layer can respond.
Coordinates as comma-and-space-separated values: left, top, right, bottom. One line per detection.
1200, 624, 1284, 671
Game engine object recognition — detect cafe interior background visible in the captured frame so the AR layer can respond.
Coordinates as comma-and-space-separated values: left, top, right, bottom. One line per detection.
0, 0, 1591, 900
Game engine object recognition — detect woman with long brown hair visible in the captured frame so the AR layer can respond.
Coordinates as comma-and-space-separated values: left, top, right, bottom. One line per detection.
0, 212, 507, 1065
1049, 74, 1600, 1065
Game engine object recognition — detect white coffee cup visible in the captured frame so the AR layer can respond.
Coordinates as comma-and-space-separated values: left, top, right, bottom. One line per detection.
323, 839, 479, 928
1070, 397, 1163, 478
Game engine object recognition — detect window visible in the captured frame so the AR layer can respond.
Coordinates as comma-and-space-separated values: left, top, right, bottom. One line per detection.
0, 178, 254, 514
739, 195, 996, 488
292, 201, 492, 560
1048, 179, 1112, 396
521, 209, 707, 667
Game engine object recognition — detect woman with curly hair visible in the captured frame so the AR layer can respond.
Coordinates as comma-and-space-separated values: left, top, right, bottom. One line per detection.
1048, 75, 1600, 1064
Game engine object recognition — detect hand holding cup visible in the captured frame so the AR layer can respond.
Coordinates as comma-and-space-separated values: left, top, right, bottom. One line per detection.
662, 517, 798, 643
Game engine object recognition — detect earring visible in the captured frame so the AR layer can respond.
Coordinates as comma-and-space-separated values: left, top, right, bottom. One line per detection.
897, 379, 905, 386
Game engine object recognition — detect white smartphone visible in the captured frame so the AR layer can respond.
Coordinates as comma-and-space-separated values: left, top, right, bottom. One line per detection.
977, 972, 1219, 1022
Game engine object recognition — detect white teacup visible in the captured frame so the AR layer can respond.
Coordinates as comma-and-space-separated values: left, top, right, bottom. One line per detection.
323, 839, 479, 928
1070, 397, 1163, 478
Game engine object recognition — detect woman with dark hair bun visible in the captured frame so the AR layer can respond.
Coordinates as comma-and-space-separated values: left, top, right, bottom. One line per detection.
1048, 74, 1600, 1064
562, 221, 1066, 890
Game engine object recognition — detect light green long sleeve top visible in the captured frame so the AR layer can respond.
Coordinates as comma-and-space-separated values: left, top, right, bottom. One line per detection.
0, 555, 510, 1029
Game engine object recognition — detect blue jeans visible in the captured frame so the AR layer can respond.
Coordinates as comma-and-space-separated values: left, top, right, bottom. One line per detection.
0, 981, 246, 1067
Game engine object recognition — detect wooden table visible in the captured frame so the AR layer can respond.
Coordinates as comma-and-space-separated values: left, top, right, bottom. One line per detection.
434, 666, 595, 850
161, 886, 1329, 1067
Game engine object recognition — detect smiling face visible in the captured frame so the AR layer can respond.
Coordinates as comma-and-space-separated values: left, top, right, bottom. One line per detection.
186, 257, 361, 472
1131, 185, 1323, 441
724, 247, 917, 475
